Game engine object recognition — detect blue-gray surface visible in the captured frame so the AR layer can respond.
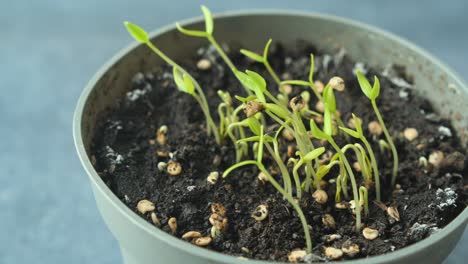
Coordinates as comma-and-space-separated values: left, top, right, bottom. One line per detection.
0, 0, 466, 263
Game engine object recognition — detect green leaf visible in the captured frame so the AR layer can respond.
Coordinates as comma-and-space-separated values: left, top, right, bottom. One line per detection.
303, 147, 326, 162
356, 71, 372, 99
200, 5, 214, 35
124, 21, 149, 43
246, 70, 267, 92
182, 73, 195, 94
339, 127, 360, 138
308, 53, 315, 83
323, 84, 336, 112
246, 117, 262, 136
234, 70, 266, 102
352, 113, 363, 136
240, 49, 264, 62
264, 103, 290, 120
370, 76, 380, 100
173, 67, 187, 93
310, 120, 328, 140
280, 80, 310, 86
175, 22, 208, 37
263, 39, 273, 59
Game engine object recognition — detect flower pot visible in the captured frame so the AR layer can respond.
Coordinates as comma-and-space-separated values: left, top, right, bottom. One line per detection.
73, 11, 468, 264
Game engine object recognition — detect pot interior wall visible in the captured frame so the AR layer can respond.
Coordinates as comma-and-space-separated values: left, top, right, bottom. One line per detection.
80, 13, 468, 157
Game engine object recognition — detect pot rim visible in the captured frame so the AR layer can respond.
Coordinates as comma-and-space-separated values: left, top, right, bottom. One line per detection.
73, 9, 468, 264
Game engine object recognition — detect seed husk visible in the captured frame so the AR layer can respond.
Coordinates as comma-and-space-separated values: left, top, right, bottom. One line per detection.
288, 249, 307, 263
209, 213, 228, 232
341, 241, 360, 257
282, 129, 295, 141
157, 161, 167, 171
156, 128, 167, 145
281, 84, 293, 95
322, 214, 336, 229
387, 206, 400, 221
211, 203, 227, 217
290, 96, 306, 112
167, 161, 182, 176
150, 212, 161, 226
368, 121, 383, 136
287, 145, 295, 157
322, 234, 342, 242
362, 227, 379, 240
335, 201, 348, 209
182, 231, 202, 239
329, 76, 345, 91
312, 189, 328, 204
324, 247, 343, 260
429, 151, 444, 167
207, 171, 219, 185
193, 236, 212, 246
314, 80, 325, 93
257, 171, 268, 183
168, 217, 177, 234
403, 128, 419, 141
244, 101, 264, 117
156, 150, 169, 157
196, 58, 212, 70
352, 162, 361, 172
137, 199, 155, 214
252, 204, 268, 221
315, 101, 325, 113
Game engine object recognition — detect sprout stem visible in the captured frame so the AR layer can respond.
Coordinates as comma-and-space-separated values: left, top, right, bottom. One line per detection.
371, 100, 398, 186
361, 137, 381, 201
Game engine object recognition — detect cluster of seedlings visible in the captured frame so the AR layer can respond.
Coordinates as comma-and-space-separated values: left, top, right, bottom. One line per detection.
117, 5, 466, 262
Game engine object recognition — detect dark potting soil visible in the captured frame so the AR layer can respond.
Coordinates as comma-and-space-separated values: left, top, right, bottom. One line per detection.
92, 41, 467, 262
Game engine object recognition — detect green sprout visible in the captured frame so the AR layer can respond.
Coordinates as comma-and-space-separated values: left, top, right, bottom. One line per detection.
356, 71, 399, 186
122, 7, 403, 253
223, 125, 313, 253
340, 113, 381, 201
124, 21, 220, 144
176, 6, 252, 95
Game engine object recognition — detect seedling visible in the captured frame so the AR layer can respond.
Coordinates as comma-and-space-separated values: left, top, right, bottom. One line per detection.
124, 21, 220, 144
123, 7, 404, 255
176, 6, 252, 96
357, 71, 399, 185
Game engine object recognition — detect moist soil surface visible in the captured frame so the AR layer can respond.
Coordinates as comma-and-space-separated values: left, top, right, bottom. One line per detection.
92, 41, 467, 262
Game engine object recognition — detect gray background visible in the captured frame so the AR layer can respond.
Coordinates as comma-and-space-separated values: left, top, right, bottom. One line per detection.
0, 0, 466, 263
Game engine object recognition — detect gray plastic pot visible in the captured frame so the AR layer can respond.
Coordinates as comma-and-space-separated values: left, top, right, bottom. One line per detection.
74, 10, 468, 264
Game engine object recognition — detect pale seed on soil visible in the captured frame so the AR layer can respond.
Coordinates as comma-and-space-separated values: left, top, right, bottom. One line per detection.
429, 151, 444, 167
403, 128, 418, 141
341, 241, 360, 257
150, 212, 161, 226
312, 189, 328, 204
167, 161, 182, 176
182, 231, 202, 239
211, 203, 226, 216
157, 161, 167, 171
368, 121, 383, 136
288, 249, 307, 263
137, 199, 155, 214
193, 236, 212, 246
196, 58, 212, 70
252, 204, 268, 221
314, 80, 325, 93
362, 227, 379, 240
322, 214, 336, 229
257, 171, 268, 183
207, 171, 219, 185
324, 247, 343, 260
168, 217, 177, 234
